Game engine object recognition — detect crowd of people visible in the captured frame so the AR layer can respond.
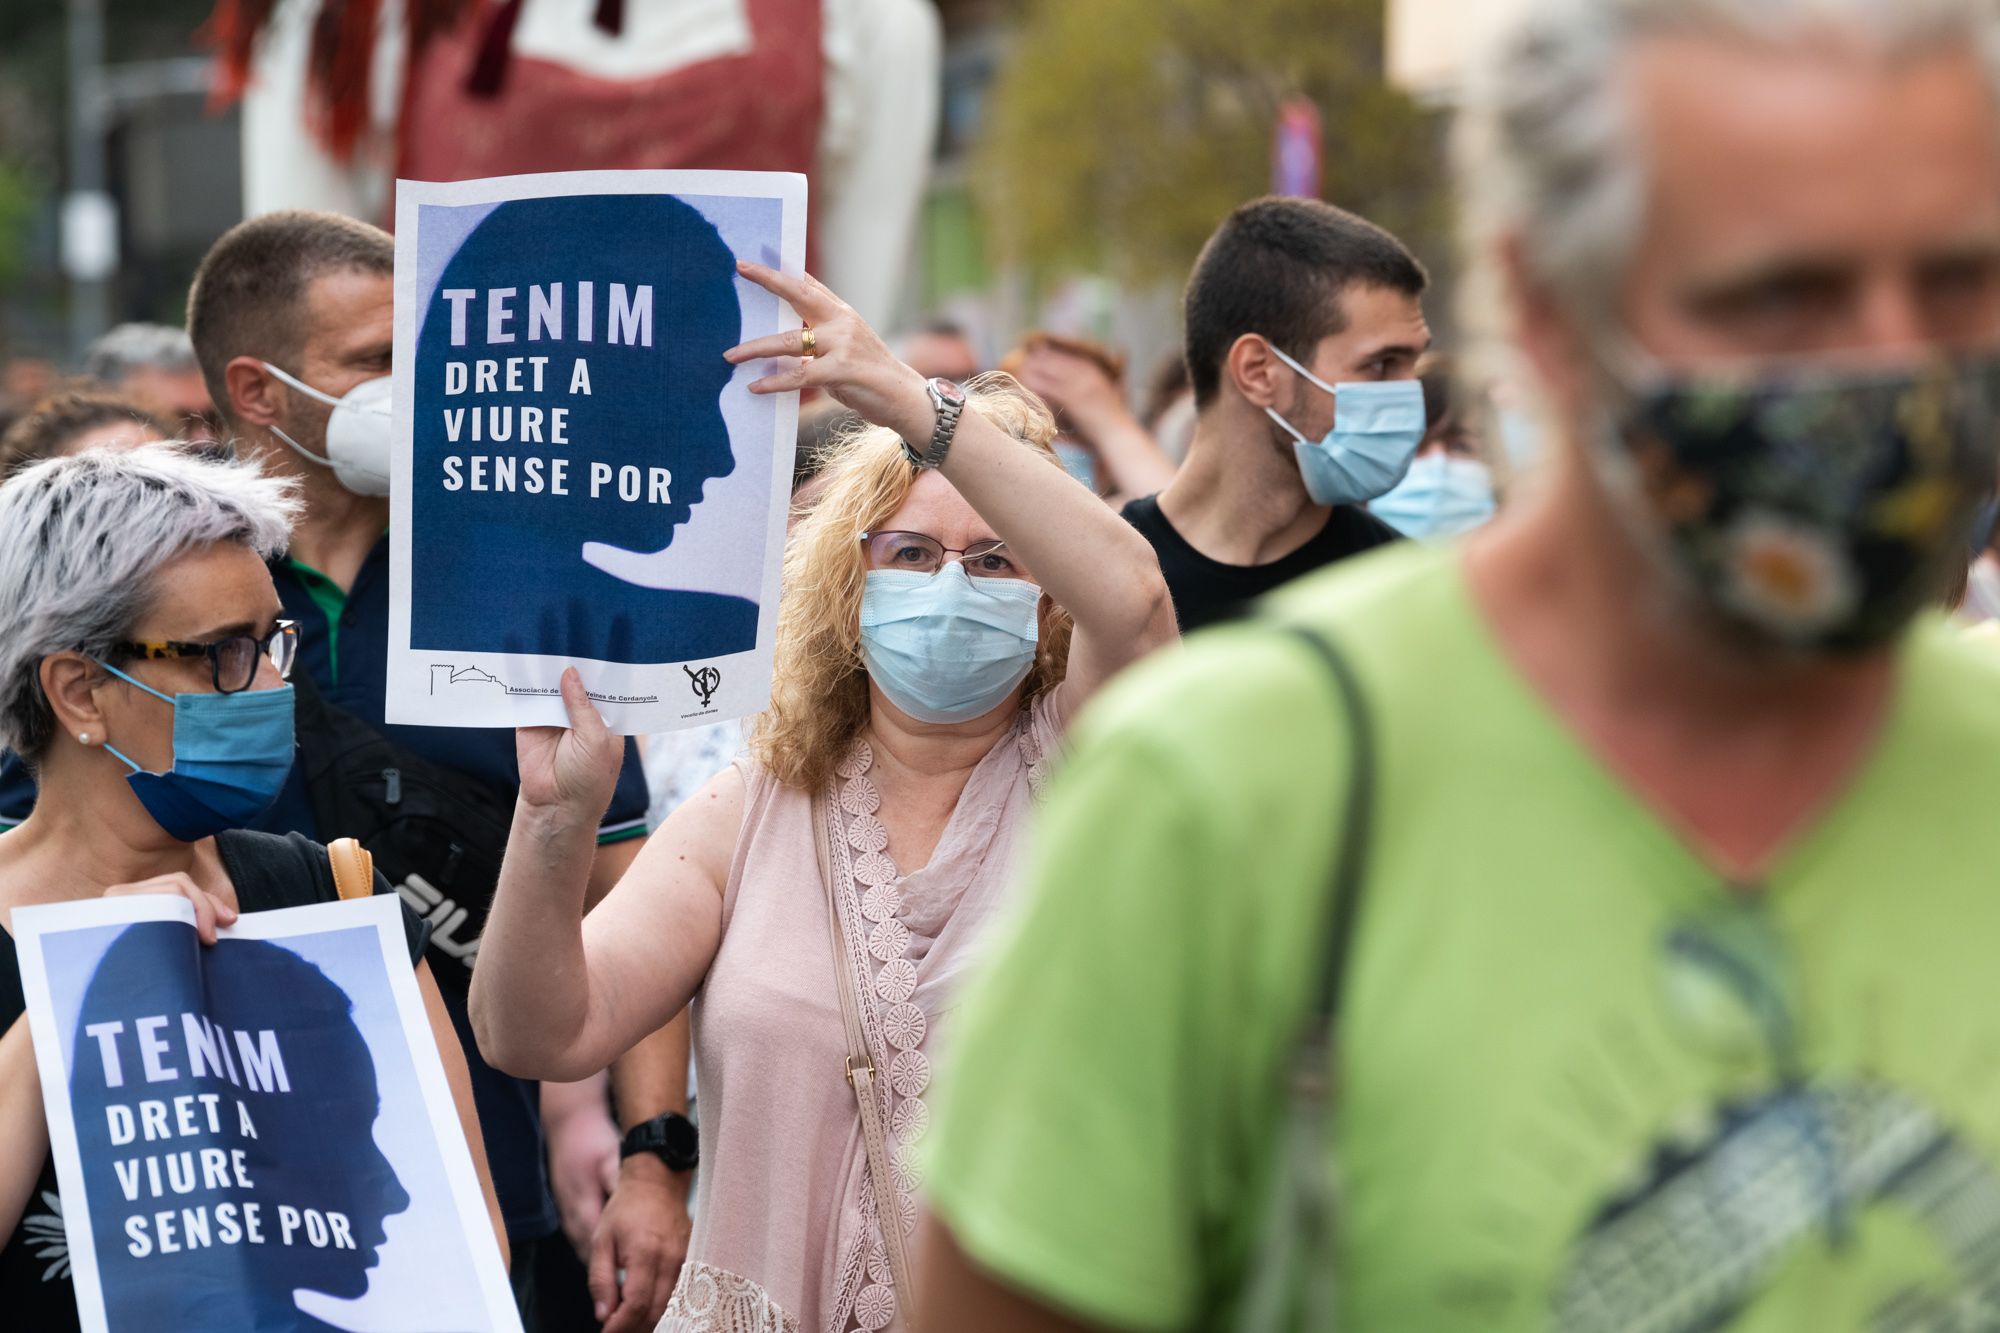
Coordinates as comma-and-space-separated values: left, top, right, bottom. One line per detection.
6, 0, 2000, 1328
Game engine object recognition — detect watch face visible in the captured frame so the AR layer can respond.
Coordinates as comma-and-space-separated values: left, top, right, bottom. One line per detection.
623, 1111, 699, 1169
932, 377, 968, 409
661, 1114, 699, 1162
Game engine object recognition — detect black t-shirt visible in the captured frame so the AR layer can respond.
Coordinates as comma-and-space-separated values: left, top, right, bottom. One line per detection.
0, 831, 428, 1332
1120, 493, 1400, 634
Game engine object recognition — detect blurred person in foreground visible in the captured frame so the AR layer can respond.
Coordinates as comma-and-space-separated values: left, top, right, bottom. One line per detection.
0, 446, 501, 1329
469, 263, 1175, 1333
1004, 333, 1178, 506
85, 323, 220, 442
1368, 355, 1499, 540
0, 391, 167, 475
1122, 198, 1431, 634
1959, 516, 2000, 625
918, 0, 2000, 1328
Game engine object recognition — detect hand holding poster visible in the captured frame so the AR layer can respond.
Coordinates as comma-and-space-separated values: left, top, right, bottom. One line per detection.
388, 169, 807, 734
13, 894, 519, 1333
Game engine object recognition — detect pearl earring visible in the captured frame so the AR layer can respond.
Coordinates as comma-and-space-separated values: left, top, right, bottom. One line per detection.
77, 732, 90, 744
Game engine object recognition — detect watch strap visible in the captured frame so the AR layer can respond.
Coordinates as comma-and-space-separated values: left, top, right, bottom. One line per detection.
619, 1111, 699, 1172
901, 378, 965, 470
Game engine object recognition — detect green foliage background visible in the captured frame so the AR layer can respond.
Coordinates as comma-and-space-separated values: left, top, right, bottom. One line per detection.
977, 0, 1450, 289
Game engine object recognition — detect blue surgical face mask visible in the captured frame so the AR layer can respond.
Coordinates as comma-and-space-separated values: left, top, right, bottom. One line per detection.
1371, 453, 1497, 541
1261, 345, 1427, 506
96, 662, 296, 841
1053, 441, 1098, 492
859, 565, 1043, 724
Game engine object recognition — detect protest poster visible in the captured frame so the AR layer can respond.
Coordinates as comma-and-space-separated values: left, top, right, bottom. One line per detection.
13, 893, 520, 1333
387, 169, 808, 734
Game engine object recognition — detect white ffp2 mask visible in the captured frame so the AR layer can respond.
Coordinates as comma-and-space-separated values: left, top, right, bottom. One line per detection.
260, 362, 393, 496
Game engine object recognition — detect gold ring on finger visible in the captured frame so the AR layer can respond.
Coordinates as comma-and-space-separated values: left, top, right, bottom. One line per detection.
800, 326, 818, 356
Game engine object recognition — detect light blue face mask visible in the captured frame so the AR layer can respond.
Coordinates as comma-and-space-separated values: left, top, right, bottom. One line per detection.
1261, 345, 1428, 506
96, 662, 296, 842
859, 565, 1043, 724
1371, 453, 1497, 541
1054, 441, 1098, 493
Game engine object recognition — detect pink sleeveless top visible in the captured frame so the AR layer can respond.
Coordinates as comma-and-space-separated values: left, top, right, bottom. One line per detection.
660, 696, 1063, 1333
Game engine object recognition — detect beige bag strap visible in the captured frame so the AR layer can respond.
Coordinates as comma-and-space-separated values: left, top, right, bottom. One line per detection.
813, 791, 922, 1328
327, 837, 376, 902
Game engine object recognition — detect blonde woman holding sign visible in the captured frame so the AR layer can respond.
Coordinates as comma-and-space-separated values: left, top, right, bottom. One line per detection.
471, 265, 1177, 1332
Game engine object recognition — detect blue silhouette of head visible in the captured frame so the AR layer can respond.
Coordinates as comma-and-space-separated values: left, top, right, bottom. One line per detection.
416, 193, 739, 551
409, 191, 756, 663
72, 924, 407, 1331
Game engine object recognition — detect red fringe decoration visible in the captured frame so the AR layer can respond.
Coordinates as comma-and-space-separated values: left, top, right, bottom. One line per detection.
464, 0, 525, 99
305, 0, 382, 160
407, 0, 477, 56
200, 0, 281, 108
201, 0, 480, 162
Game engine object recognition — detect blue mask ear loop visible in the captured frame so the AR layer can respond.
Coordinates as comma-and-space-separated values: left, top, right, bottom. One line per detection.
91, 659, 176, 776
1262, 343, 1342, 445
1267, 343, 1341, 398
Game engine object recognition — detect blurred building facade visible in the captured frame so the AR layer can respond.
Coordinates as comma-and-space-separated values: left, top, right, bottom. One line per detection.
7, 0, 1399, 399
0, 0, 237, 366
1387, 0, 1531, 99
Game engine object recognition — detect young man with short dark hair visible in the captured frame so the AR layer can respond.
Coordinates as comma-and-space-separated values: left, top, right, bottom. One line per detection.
1124, 196, 1432, 632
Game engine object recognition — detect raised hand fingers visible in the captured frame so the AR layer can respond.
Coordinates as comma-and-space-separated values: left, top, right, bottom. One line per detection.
102, 873, 238, 944
725, 326, 819, 365
559, 667, 607, 739
745, 359, 823, 396
733, 261, 843, 323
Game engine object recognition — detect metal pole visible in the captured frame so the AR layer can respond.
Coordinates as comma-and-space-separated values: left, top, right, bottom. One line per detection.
65, 0, 115, 361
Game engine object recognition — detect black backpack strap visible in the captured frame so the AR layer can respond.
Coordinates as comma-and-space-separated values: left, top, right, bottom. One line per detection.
214, 829, 337, 911
1282, 624, 1376, 1032
215, 829, 432, 964
1232, 624, 1377, 1330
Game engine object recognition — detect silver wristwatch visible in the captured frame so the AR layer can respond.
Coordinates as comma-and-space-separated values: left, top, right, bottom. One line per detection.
900, 377, 967, 470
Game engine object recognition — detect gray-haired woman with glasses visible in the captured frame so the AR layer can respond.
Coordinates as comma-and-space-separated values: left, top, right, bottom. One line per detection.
0, 445, 504, 1329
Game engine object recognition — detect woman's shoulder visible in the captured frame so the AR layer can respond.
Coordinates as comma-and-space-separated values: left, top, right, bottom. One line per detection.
213, 830, 336, 912
214, 831, 431, 963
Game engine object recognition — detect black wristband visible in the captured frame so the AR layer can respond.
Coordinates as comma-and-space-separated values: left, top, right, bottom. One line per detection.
619, 1111, 699, 1172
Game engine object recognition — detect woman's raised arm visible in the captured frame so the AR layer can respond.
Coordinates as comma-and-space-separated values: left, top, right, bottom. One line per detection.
471, 671, 741, 1082
727, 263, 1178, 712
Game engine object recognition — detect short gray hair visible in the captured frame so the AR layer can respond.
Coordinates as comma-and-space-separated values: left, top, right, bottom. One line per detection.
1457, 0, 2000, 331
0, 446, 301, 762
85, 323, 199, 382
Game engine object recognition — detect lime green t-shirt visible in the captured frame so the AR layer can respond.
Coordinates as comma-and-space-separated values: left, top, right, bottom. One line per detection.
925, 542, 2000, 1331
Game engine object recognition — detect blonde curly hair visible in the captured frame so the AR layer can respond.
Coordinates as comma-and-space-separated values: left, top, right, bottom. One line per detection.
751, 373, 1075, 792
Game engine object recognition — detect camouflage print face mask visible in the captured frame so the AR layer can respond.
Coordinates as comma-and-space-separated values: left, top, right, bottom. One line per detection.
1605, 354, 2000, 653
